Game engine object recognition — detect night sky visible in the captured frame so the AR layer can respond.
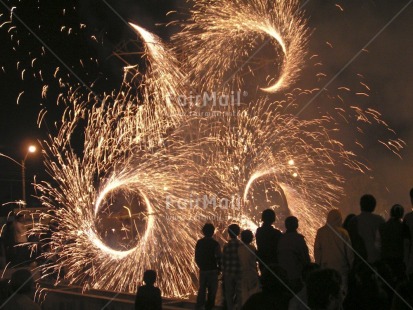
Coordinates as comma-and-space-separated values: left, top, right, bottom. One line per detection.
0, 0, 412, 216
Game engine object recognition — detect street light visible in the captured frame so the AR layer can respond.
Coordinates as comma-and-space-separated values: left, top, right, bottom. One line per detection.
21, 145, 37, 206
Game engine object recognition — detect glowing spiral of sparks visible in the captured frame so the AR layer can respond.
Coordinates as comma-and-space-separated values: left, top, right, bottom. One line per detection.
172, 0, 308, 93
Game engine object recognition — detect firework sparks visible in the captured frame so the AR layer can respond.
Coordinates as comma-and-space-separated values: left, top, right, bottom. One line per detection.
172, 0, 308, 93
1, 0, 404, 299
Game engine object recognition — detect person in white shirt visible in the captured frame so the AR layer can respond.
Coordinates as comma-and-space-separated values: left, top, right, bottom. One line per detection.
314, 209, 354, 293
238, 229, 260, 307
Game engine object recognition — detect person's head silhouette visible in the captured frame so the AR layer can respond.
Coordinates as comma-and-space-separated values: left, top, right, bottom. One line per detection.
390, 204, 404, 220
306, 269, 342, 310
261, 209, 276, 225
228, 224, 240, 239
143, 270, 157, 286
285, 216, 298, 232
202, 223, 215, 238
326, 209, 343, 227
241, 229, 253, 245
360, 194, 376, 213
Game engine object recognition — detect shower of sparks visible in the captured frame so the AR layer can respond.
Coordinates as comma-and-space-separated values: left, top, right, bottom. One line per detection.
172, 0, 308, 94
1, 0, 404, 298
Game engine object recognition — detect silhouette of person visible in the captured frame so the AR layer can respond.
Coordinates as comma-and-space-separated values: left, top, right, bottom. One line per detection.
403, 188, 413, 277
314, 209, 353, 293
348, 194, 385, 264
343, 262, 390, 310
255, 209, 282, 274
222, 223, 242, 310
342, 213, 356, 233
238, 229, 260, 307
195, 223, 221, 310
242, 265, 292, 310
2, 269, 40, 310
288, 263, 321, 310
379, 204, 409, 282
12, 213, 29, 266
278, 216, 311, 292
306, 269, 343, 310
135, 270, 162, 310
2, 216, 15, 265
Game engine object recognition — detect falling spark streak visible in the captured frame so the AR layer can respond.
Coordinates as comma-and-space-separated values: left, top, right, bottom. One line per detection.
17, 91, 24, 104
0, 20, 11, 28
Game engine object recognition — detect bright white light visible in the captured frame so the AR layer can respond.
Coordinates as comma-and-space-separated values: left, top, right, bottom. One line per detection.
288, 159, 295, 166
28, 145, 36, 153
292, 172, 298, 178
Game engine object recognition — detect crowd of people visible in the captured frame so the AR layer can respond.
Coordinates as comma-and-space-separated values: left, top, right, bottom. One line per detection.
1, 190, 412, 310
135, 189, 413, 310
